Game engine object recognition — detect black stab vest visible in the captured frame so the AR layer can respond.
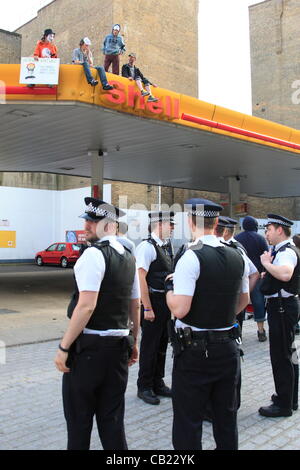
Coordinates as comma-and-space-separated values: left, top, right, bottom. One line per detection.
67, 241, 136, 330
182, 243, 244, 329
225, 239, 248, 255
174, 243, 189, 268
145, 238, 173, 290
260, 242, 300, 295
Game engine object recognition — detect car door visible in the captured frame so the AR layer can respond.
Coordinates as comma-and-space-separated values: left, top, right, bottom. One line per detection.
44, 243, 58, 263
56, 243, 67, 264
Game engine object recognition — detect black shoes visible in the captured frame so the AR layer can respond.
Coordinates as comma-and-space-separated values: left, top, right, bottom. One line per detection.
103, 84, 114, 90
271, 393, 298, 411
258, 404, 292, 417
137, 384, 172, 404
257, 329, 267, 342
153, 384, 172, 398
137, 389, 160, 405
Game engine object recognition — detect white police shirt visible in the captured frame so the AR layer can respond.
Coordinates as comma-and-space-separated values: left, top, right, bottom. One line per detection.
266, 239, 298, 299
226, 236, 258, 276
74, 235, 140, 336
173, 234, 249, 331
136, 232, 168, 293
136, 232, 163, 272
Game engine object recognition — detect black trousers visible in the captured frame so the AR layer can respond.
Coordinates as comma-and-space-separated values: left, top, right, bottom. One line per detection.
172, 339, 240, 450
62, 334, 129, 450
267, 296, 299, 409
137, 293, 171, 390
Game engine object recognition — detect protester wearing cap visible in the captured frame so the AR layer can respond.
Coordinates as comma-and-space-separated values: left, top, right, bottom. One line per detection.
258, 214, 300, 418
122, 53, 159, 103
54, 197, 140, 450
135, 211, 175, 405
33, 28, 58, 60
235, 216, 269, 342
222, 217, 259, 331
166, 198, 249, 450
72, 37, 113, 90
102, 24, 126, 75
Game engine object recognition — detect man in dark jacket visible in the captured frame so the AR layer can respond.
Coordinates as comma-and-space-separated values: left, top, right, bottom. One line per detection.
122, 53, 158, 102
235, 216, 269, 341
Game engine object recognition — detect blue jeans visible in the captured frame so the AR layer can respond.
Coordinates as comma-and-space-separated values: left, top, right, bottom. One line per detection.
82, 62, 109, 87
250, 278, 266, 322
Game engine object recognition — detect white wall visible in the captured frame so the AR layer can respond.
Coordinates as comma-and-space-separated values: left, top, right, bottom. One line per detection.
0, 184, 111, 261
55, 185, 111, 241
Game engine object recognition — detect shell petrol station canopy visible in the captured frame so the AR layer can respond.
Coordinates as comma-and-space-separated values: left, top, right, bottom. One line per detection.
1, 64, 300, 198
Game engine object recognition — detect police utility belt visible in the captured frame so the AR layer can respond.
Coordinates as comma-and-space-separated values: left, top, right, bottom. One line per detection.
168, 319, 241, 358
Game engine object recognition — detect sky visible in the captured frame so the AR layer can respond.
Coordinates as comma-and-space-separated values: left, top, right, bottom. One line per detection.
0, 0, 262, 115
198, 0, 262, 114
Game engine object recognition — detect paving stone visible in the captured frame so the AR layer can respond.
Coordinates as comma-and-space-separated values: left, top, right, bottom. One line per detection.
0, 319, 300, 450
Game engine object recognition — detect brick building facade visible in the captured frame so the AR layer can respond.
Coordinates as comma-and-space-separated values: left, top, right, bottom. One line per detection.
249, 0, 300, 218
0, 29, 21, 64
16, 0, 198, 98
250, 0, 300, 129
7, 0, 202, 211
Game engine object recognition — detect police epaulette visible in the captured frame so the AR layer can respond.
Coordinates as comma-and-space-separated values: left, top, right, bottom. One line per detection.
93, 240, 110, 248
220, 240, 236, 249
145, 237, 157, 247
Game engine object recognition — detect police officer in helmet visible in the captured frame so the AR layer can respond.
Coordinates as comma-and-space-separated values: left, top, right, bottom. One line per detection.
166, 198, 250, 450
136, 211, 175, 405
54, 197, 140, 450
259, 214, 300, 417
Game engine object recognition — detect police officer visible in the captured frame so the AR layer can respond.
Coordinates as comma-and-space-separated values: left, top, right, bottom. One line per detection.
54, 197, 140, 450
166, 199, 250, 450
259, 214, 300, 417
136, 211, 175, 405
214, 216, 229, 241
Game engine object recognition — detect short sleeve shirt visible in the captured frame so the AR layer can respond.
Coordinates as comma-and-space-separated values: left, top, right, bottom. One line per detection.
173, 234, 249, 331
135, 232, 163, 272
266, 240, 298, 298
74, 235, 140, 299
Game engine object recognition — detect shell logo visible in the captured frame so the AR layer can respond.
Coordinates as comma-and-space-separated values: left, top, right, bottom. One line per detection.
101, 80, 180, 120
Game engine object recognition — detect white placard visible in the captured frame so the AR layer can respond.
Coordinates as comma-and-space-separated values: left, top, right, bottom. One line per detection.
19, 57, 60, 85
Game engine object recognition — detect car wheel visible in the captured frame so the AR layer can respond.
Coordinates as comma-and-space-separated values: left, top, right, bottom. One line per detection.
60, 257, 68, 268
36, 256, 43, 266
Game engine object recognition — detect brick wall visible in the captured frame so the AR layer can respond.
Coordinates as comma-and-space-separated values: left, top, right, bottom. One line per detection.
249, 0, 300, 218
250, 0, 300, 129
16, 0, 198, 97
0, 29, 21, 63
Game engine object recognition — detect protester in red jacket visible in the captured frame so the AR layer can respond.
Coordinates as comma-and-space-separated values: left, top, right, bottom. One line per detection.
33, 28, 58, 59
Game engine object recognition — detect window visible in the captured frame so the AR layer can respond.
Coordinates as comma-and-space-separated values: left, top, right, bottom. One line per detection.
72, 244, 81, 251
47, 244, 58, 251
57, 244, 66, 251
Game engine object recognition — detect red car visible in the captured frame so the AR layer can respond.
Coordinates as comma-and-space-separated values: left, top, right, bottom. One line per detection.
35, 242, 83, 268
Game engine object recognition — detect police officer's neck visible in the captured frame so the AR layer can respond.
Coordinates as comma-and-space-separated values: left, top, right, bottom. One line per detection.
273, 235, 290, 247
152, 229, 166, 242
191, 228, 214, 241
